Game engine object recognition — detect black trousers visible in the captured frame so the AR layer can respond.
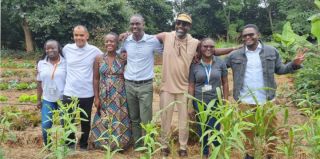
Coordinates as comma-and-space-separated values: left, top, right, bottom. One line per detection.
62, 95, 94, 148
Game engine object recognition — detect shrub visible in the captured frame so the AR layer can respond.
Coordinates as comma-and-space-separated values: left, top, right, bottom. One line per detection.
293, 53, 320, 107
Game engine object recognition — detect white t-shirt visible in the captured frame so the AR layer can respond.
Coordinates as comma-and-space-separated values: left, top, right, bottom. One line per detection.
37, 56, 66, 102
240, 43, 267, 104
62, 43, 103, 98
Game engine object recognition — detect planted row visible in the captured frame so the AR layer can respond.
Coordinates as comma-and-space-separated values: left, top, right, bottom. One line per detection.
0, 60, 34, 69
0, 70, 33, 78
0, 81, 37, 90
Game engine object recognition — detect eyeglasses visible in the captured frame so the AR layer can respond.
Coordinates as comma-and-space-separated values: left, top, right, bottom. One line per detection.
176, 20, 189, 27
242, 33, 255, 38
202, 45, 214, 49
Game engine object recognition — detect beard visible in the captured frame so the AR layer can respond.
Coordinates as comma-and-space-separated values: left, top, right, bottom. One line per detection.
176, 30, 186, 38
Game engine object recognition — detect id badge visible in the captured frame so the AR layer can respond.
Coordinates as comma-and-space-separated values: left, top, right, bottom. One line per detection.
201, 84, 212, 92
48, 84, 57, 95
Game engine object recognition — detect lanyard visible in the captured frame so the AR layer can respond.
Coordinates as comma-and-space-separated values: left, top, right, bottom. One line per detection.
201, 59, 212, 84
50, 59, 60, 80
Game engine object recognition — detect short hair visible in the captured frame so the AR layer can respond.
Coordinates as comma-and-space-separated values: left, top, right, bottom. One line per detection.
73, 25, 88, 33
130, 14, 145, 23
200, 37, 215, 46
242, 24, 259, 33
40, 39, 63, 60
104, 32, 119, 42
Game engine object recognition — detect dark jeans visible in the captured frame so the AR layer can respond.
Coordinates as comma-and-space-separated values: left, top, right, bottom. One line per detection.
193, 101, 220, 155
62, 95, 94, 148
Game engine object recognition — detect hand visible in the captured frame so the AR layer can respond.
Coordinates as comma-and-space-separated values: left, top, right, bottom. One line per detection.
119, 31, 131, 41
37, 101, 42, 109
120, 51, 127, 60
187, 99, 196, 121
293, 48, 307, 65
94, 98, 101, 111
192, 53, 201, 64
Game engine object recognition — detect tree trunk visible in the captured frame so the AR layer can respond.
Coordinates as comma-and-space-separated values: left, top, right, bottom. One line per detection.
268, 8, 273, 33
22, 18, 34, 52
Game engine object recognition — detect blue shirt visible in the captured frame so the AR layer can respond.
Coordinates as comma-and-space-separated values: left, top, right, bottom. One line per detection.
122, 33, 162, 81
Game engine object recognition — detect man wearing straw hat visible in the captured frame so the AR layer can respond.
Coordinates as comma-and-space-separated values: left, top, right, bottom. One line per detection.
155, 13, 238, 157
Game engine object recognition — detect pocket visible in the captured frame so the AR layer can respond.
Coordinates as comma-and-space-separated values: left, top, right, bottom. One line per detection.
265, 55, 276, 72
231, 58, 243, 72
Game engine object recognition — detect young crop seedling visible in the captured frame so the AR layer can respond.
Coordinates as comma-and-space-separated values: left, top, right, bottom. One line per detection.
94, 115, 123, 159
43, 97, 87, 159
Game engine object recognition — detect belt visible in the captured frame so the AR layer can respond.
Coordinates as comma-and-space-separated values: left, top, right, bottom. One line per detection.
126, 79, 153, 84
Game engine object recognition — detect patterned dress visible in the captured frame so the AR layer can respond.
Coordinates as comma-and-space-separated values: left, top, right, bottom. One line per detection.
90, 54, 131, 150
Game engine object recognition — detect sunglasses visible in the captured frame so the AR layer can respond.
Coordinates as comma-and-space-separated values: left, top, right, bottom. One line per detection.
176, 20, 190, 27
242, 33, 255, 38
202, 45, 214, 49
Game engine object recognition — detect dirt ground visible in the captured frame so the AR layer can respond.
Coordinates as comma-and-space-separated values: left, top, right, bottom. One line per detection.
0, 65, 309, 159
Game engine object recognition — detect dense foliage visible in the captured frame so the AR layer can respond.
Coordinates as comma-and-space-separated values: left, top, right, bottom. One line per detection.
1, 0, 318, 51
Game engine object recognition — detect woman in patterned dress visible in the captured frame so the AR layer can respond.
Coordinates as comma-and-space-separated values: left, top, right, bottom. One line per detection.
90, 32, 131, 150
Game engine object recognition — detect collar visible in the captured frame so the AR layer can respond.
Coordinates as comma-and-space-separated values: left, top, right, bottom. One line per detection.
245, 42, 262, 52
128, 33, 147, 42
173, 31, 191, 42
200, 56, 215, 66
43, 55, 64, 65
71, 42, 89, 49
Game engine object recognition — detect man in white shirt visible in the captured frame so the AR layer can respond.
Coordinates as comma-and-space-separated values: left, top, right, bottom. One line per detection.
226, 24, 305, 159
62, 25, 103, 150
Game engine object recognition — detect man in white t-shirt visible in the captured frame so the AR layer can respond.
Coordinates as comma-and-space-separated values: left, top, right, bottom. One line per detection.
62, 25, 103, 150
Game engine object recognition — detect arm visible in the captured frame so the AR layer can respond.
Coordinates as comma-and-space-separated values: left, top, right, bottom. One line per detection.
119, 32, 131, 41
274, 48, 305, 74
221, 76, 229, 100
93, 55, 101, 111
155, 32, 166, 43
188, 82, 195, 96
37, 81, 42, 109
214, 45, 243, 56
221, 60, 229, 100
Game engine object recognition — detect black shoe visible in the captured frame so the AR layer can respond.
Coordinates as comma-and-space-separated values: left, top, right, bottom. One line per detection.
245, 154, 254, 159
266, 155, 273, 159
67, 144, 76, 150
178, 149, 188, 157
161, 148, 170, 157
79, 147, 87, 151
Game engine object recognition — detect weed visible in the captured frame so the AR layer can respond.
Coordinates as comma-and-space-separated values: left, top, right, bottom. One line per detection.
0, 107, 20, 142
0, 106, 40, 131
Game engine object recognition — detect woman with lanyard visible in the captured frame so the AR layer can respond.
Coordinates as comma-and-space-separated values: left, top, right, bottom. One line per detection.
36, 40, 66, 145
188, 38, 229, 158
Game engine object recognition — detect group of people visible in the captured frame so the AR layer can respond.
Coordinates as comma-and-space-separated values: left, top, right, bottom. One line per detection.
36, 13, 305, 159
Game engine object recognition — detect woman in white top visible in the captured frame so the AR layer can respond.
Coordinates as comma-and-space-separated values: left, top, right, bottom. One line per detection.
36, 40, 66, 145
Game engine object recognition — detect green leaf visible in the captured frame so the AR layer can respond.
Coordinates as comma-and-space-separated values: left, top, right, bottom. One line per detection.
315, 0, 320, 9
